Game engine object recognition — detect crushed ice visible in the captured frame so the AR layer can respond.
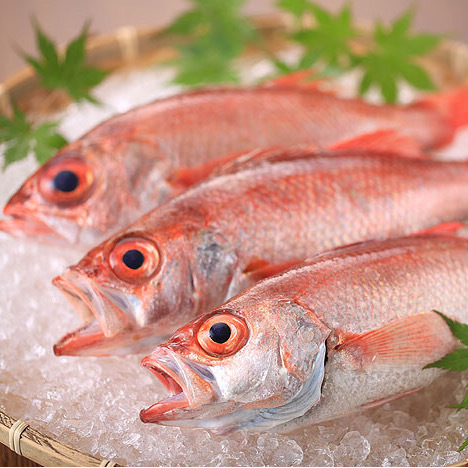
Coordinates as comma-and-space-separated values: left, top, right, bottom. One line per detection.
1, 58, 468, 466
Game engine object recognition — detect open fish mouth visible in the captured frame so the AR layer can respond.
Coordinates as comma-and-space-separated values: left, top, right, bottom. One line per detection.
140, 353, 191, 422
53, 269, 136, 356
140, 348, 231, 425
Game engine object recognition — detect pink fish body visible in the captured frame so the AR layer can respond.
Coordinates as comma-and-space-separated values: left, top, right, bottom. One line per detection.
2, 84, 468, 245
53, 148, 468, 357
140, 234, 468, 433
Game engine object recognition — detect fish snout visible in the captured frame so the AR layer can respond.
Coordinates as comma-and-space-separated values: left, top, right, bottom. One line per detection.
3, 188, 32, 217
166, 327, 196, 347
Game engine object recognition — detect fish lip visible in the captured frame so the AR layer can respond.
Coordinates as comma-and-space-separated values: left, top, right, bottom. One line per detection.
2, 197, 83, 244
0, 212, 65, 242
53, 269, 131, 340
53, 320, 106, 356
140, 351, 191, 423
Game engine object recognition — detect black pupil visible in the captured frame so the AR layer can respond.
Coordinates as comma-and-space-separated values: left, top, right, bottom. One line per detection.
54, 170, 79, 192
122, 249, 145, 270
209, 322, 231, 344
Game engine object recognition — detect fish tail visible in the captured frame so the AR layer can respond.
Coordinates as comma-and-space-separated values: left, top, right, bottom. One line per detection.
419, 84, 468, 133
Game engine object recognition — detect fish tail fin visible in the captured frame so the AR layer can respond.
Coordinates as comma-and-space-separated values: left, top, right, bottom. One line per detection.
418, 85, 468, 133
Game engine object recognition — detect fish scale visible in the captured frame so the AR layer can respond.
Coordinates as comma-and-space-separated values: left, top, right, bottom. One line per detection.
54, 150, 468, 356
252, 238, 468, 331
202, 155, 468, 258
89, 88, 449, 161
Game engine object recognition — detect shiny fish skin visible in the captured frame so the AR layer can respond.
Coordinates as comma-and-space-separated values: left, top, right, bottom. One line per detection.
53, 152, 468, 356
140, 235, 468, 433
2, 85, 466, 245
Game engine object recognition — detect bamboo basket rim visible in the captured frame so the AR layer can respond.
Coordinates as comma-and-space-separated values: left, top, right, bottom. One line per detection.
1, 13, 468, 468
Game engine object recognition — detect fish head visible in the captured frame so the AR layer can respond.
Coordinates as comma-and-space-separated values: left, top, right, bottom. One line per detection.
1, 139, 170, 246
140, 300, 331, 433
53, 220, 236, 356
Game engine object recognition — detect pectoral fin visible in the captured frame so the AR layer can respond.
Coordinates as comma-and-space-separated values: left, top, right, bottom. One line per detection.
334, 312, 457, 368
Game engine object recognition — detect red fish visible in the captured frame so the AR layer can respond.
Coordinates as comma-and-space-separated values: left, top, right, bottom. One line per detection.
2, 84, 468, 245
53, 141, 468, 357
139, 232, 468, 433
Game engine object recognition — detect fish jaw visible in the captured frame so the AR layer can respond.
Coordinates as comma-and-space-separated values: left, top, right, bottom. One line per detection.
2, 188, 61, 241
140, 347, 228, 424
53, 319, 164, 357
1, 197, 85, 244
53, 268, 140, 355
0, 201, 69, 243
53, 320, 107, 356
0, 216, 61, 241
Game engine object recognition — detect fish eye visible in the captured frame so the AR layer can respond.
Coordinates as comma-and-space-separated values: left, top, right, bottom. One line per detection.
54, 170, 79, 192
39, 157, 95, 206
122, 249, 145, 270
110, 237, 160, 282
209, 322, 231, 343
198, 313, 249, 357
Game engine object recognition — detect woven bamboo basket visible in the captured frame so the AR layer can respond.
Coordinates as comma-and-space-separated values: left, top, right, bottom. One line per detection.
1, 14, 468, 467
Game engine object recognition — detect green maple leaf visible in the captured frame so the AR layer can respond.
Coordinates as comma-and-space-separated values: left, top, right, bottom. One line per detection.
276, 0, 312, 18
275, 1, 356, 75
0, 105, 67, 169
435, 311, 468, 347
425, 311, 468, 451
356, 10, 441, 103
292, 3, 356, 68
449, 387, 468, 411
425, 348, 468, 372
165, 0, 257, 85
22, 21, 107, 102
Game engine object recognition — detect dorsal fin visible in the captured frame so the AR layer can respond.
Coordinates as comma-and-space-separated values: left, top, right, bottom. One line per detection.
410, 221, 466, 238
211, 146, 319, 177
243, 258, 302, 283
261, 70, 331, 92
167, 146, 321, 190
329, 129, 425, 159
166, 150, 251, 191
166, 129, 427, 191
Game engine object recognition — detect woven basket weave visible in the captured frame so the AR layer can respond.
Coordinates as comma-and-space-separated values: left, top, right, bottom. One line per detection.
1, 14, 468, 467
